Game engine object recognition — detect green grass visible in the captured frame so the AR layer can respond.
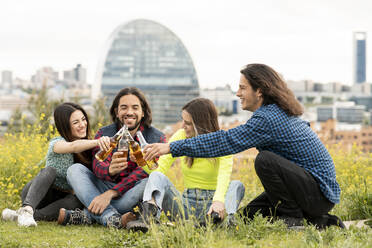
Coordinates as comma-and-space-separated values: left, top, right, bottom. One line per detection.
1, 215, 371, 248
0, 126, 371, 247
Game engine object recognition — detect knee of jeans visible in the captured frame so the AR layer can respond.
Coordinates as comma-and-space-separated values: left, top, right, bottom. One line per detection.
67, 163, 87, 180
149, 171, 167, 182
230, 180, 245, 191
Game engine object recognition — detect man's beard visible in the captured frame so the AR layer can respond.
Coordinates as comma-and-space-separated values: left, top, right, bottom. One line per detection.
120, 116, 142, 131
128, 121, 141, 131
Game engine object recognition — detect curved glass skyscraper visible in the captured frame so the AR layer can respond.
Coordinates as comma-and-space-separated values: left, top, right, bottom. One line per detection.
94, 19, 199, 126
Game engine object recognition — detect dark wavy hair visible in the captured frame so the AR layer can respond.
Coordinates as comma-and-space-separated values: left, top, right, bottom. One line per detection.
182, 98, 219, 167
53, 102, 92, 166
110, 87, 152, 129
240, 64, 303, 116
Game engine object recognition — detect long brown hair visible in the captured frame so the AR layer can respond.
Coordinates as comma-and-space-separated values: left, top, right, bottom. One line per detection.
182, 98, 219, 167
53, 102, 92, 166
110, 87, 152, 129
240, 64, 303, 116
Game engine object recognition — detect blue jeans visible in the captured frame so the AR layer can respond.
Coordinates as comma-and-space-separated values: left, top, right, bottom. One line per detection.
143, 171, 245, 222
67, 163, 147, 226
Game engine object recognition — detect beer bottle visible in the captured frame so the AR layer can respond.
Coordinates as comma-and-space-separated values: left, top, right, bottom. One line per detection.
95, 125, 127, 162
136, 131, 159, 170
126, 132, 147, 167
117, 137, 129, 160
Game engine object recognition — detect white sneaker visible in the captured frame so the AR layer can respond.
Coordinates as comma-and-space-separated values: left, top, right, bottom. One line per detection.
2, 208, 19, 221
17, 207, 37, 227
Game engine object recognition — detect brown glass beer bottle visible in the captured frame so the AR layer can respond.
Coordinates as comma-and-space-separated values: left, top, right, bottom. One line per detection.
95, 125, 126, 162
136, 131, 159, 170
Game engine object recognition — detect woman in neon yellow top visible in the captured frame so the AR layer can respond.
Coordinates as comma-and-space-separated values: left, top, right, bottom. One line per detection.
126, 98, 245, 232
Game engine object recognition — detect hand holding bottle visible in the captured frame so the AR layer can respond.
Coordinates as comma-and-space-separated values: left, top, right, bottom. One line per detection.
95, 125, 127, 162
97, 136, 111, 152
143, 143, 171, 161
136, 131, 159, 169
109, 151, 128, 176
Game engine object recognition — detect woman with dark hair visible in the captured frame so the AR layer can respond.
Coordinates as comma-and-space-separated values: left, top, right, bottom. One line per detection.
2, 102, 110, 227
126, 98, 245, 232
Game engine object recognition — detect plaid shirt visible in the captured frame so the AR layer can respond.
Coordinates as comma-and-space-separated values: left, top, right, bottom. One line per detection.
93, 123, 166, 196
170, 104, 340, 204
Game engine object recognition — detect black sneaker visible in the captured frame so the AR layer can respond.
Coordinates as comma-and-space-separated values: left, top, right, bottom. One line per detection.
211, 212, 222, 225
327, 214, 346, 229
106, 213, 123, 229
126, 202, 159, 233
58, 208, 93, 226
308, 214, 345, 230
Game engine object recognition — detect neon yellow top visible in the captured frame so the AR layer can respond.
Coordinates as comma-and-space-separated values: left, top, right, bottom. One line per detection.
145, 129, 233, 203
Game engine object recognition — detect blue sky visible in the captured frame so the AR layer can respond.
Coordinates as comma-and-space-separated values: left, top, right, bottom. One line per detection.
0, 0, 371, 90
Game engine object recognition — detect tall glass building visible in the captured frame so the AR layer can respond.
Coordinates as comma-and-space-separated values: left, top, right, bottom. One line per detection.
353, 32, 367, 84
93, 19, 199, 126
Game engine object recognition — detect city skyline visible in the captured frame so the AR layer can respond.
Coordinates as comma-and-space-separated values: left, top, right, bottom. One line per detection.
1, 0, 372, 91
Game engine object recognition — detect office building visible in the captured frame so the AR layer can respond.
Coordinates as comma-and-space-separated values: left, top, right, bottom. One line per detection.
93, 19, 199, 125
353, 32, 367, 84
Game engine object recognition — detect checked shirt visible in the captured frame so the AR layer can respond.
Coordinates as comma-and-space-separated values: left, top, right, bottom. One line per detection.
93, 123, 166, 196
170, 104, 340, 204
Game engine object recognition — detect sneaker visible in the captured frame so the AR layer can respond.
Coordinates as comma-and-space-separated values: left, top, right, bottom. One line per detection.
198, 212, 222, 227
211, 212, 222, 225
126, 202, 159, 233
17, 207, 37, 227
106, 213, 123, 229
58, 208, 92, 226
2, 208, 19, 222
226, 214, 237, 228
277, 216, 304, 230
308, 214, 345, 230
327, 214, 346, 229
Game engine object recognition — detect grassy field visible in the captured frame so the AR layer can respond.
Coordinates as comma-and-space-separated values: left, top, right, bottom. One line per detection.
0, 126, 371, 247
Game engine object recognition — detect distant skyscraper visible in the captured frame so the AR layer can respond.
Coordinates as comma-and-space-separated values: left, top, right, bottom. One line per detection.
1, 70, 13, 84
63, 64, 87, 83
94, 19, 199, 125
353, 32, 367, 84
74, 64, 86, 82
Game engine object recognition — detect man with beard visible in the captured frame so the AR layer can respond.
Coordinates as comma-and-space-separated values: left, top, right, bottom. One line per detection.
58, 87, 166, 228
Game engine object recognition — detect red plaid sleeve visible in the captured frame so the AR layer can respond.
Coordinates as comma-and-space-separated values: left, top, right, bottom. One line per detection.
92, 129, 113, 181
159, 134, 166, 143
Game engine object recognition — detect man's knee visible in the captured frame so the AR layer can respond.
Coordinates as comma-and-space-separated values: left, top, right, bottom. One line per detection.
254, 150, 277, 175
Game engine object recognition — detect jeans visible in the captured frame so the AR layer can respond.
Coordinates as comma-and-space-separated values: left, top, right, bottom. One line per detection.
241, 151, 334, 219
67, 163, 147, 226
21, 166, 83, 221
143, 171, 245, 222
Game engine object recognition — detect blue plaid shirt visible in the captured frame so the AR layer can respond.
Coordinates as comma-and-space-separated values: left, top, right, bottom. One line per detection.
170, 104, 340, 204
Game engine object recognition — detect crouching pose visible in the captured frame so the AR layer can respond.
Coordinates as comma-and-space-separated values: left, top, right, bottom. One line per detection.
143, 64, 345, 230
2, 103, 110, 227
127, 98, 245, 232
